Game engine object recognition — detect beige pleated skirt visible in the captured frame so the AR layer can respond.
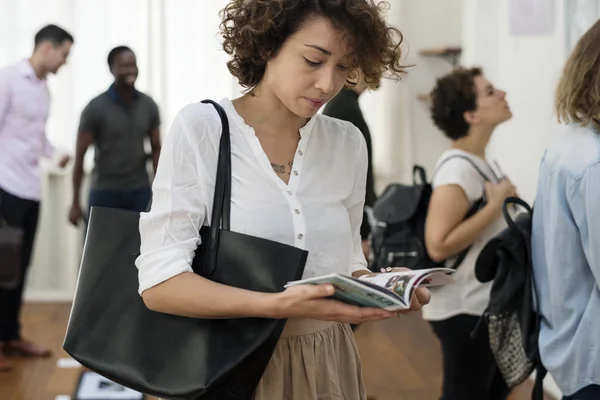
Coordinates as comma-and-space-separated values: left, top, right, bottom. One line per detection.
253, 319, 367, 400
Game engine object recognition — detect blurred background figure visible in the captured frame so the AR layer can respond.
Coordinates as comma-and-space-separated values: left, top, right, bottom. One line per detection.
424, 67, 516, 400
68, 46, 161, 227
322, 75, 378, 261
0, 24, 73, 371
532, 19, 600, 400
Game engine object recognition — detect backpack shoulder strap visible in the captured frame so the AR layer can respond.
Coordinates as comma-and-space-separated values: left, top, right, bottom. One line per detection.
432, 154, 493, 183
432, 154, 492, 270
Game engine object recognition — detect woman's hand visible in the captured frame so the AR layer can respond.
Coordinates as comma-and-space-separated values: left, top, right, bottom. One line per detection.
402, 285, 431, 313
485, 178, 517, 209
271, 284, 395, 324
379, 267, 432, 313
271, 267, 433, 323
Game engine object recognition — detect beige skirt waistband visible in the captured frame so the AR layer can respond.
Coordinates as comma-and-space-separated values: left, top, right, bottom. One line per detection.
280, 318, 337, 338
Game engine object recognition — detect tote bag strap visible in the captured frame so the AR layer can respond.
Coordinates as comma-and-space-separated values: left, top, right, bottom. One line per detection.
201, 99, 232, 275
141, 100, 231, 275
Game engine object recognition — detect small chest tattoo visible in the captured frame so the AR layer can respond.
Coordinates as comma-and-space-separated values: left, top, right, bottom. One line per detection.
271, 161, 293, 176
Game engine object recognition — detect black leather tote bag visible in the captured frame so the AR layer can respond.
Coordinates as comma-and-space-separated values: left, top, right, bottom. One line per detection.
63, 100, 309, 400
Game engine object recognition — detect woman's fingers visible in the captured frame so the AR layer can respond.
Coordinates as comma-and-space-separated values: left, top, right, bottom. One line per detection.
414, 287, 431, 306
408, 287, 432, 311
321, 300, 394, 323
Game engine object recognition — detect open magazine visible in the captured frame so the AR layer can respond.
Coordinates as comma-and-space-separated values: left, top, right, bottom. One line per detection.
284, 268, 456, 311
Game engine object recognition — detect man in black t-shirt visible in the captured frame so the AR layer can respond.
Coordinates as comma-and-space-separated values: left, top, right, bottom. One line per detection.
69, 46, 162, 227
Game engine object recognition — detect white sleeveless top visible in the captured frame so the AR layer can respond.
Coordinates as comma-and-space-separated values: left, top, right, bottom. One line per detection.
422, 149, 508, 321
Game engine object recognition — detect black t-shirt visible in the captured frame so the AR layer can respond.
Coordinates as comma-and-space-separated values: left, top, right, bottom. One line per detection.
78, 87, 160, 190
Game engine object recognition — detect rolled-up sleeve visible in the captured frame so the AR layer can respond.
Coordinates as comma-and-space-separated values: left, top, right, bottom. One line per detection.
135, 111, 206, 295
343, 127, 369, 273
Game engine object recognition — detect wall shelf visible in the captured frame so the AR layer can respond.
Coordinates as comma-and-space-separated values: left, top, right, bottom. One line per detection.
416, 46, 462, 106
419, 46, 462, 66
417, 93, 431, 103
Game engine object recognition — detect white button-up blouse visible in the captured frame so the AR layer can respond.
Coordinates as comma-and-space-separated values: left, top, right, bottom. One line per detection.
135, 98, 368, 295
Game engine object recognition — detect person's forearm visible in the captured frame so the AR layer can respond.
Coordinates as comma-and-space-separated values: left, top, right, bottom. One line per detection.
142, 272, 280, 319
71, 160, 84, 206
428, 202, 502, 261
151, 147, 160, 174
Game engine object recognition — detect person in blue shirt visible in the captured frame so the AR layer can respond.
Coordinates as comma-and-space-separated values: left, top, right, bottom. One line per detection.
531, 19, 600, 400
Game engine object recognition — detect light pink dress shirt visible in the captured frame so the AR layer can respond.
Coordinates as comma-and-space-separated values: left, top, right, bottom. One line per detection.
0, 59, 55, 201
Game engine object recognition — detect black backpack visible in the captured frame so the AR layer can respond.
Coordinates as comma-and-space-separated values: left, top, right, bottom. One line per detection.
474, 197, 546, 400
369, 155, 491, 272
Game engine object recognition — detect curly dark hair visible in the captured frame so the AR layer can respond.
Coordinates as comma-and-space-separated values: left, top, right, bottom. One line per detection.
219, 0, 407, 90
430, 67, 482, 140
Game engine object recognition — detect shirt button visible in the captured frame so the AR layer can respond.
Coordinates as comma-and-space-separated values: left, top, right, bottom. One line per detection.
294, 209, 301, 215
286, 190, 292, 196
298, 150, 304, 156
293, 170, 299, 176
298, 234, 304, 240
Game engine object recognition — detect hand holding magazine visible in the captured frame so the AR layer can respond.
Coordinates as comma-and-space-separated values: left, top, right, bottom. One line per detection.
285, 268, 456, 311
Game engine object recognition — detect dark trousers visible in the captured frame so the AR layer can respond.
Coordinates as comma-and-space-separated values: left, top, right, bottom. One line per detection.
87, 187, 151, 218
430, 314, 510, 400
0, 188, 40, 341
564, 386, 600, 400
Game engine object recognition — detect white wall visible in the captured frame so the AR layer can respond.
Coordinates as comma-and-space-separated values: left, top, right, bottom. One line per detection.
462, 0, 566, 205
360, 0, 463, 190
396, 0, 463, 182
0, 0, 240, 153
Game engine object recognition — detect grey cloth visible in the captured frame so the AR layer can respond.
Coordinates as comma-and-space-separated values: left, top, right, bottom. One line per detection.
79, 90, 160, 190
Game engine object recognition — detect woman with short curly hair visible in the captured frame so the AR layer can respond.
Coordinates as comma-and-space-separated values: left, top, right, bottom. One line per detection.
135, 1, 430, 399
424, 67, 517, 399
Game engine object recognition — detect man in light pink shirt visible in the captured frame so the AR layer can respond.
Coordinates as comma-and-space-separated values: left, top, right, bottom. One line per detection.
0, 24, 73, 371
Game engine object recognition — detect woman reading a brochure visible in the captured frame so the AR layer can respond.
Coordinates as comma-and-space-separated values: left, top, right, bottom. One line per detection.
424, 67, 517, 400
134, 1, 430, 399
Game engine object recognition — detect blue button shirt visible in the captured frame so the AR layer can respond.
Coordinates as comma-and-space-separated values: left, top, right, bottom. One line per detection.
532, 123, 600, 396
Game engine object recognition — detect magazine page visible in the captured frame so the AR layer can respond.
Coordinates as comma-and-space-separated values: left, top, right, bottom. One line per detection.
284, 274, 408, 311
412, 269, 456, 287
358, 268, 456, 305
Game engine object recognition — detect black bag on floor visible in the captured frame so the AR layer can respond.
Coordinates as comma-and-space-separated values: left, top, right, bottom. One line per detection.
63, 100, 309, 400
